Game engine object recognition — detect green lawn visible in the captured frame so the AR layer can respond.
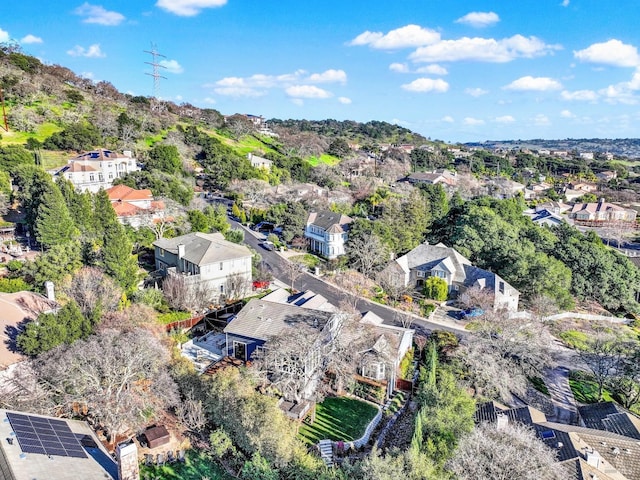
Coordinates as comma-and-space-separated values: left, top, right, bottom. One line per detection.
297, 396, 378, 445
307, 154, 340, 167
569, 371, 614, 403
289, 253, 323, 269
139, 450, 231, 480
1, 121, 62, 145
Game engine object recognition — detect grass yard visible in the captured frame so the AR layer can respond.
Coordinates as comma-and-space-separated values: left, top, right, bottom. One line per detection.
289, 253, 323, 269
307, 154, 340, 167
569, 370, 614, 404
297, 396, 378, 445
139, 450, 231, 480
0, 121, 62, 145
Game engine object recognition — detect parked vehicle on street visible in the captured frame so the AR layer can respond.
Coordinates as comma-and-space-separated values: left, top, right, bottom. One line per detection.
458, 307, 484, 319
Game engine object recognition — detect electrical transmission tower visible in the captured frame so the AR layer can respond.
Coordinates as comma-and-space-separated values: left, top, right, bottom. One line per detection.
144, 44, 167, 111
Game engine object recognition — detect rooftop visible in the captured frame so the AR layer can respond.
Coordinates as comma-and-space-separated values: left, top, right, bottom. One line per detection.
154, 232, 252, 266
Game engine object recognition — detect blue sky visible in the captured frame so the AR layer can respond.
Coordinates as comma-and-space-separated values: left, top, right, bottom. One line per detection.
3, 1, 640, 142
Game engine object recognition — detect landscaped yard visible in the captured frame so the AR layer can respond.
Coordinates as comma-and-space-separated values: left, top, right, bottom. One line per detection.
569, 370, 613, 403
297, 396, 378, 445
139, 450, 231, 480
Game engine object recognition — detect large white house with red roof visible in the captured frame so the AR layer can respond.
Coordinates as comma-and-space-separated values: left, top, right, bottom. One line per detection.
54, 149, 140, 192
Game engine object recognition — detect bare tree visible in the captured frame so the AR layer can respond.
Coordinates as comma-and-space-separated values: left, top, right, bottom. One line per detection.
377, 269, 410, 307
175, 393, 207, 435
578, 332, 626, 401
162, 274, 190, 311
284, 261, 305, 292
225, 272, 250, 302
447, 421, 567, 480
346, 234, 390, 278
3, 329, 179, 445
63, 267, 122, 321
139, 198, 185, 240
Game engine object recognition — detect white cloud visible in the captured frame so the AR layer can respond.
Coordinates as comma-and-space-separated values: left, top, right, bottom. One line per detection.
285, 85, 332, 99
175, 95, 183, 101
494, 115, 515, 123
455, 12, 500, 28
291, 98, 304, 106
504, 76, 562, 91
20, 34, 43, 44
533, 114, 551, 125
389, 62, 409, 73
74, 3, 125, 26
213, 86, 265, 97
416, 64, 448, 75
0, 28, 9, 43
67, 44, 105, 58
410, 34, 560, 63
561, 89, 597, 101
81, 71, 94, 79
159, 59, 184, 74
349, 24, 440, 49
307, 69, 347, 83
561, 0, 570, 6
560, 109, 574, 118
401, 78, 449, 93
464, 117, 485, 125
156, 0, 227, 16
441, 115, 455, 123
338, 96, 352, 104
203, 97, 216, 104
465, 87, 488, 97
574, 39, 640, 67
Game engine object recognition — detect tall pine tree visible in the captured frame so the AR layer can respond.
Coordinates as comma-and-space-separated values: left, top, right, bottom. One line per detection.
34, 183, 78, 249
102, 220, 138, 291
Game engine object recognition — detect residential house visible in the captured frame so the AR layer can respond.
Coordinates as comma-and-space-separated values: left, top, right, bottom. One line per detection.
569, 181, 598, 193
535, 201, 571, 215
304, 210, 353, 259
476, 401, 640, 480
580, 152, 595, 160
380, 242, 519, 311
357, 311, 414, 397
530, 209, 566, 227
222, 295, 343, 401
247, 152, 272, 170
570, 200, 637, 223
596, 170, 618, 182
0, 291, 58, 370
106, 184, 164, 228
578, 402, 640, 440
0, 408, 120, 480
53, 149, 140, 192
486, 177, 526, 199
406, 169, 457, 187
153, 232, 253, 303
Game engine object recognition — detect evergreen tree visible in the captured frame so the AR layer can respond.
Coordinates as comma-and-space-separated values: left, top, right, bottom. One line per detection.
57, 177, 94, 235
102, 221, 138, 291
24, 240, 83, 286
34, 183, 78, 249
93, 189, 118, 239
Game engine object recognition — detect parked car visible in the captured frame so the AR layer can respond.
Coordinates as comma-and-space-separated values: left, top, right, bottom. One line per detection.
458, 307, 484, 319
261, 241, 275, 251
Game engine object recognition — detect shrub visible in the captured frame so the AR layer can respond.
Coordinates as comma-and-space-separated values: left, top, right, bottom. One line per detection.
558, 330, 589, 350
6, 260, 24, 272
423, 276, 448, 301
399, 348, 415, 380
0, 277, 31, 293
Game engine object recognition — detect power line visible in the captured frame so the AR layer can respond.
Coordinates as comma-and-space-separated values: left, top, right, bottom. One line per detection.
144, 43, 167, 109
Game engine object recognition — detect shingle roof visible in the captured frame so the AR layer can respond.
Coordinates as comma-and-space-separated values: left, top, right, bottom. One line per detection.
223, 298, 334, 340
306, 211, 353, 232
153, 232, 252, 266
578, 402, 640, 440
395, 242, 472, 282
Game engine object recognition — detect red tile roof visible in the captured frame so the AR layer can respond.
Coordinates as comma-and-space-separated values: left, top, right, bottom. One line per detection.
106, 185, 153, 202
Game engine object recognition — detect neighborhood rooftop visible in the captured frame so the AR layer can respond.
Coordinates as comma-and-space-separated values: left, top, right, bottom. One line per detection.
154, 232, 252, 265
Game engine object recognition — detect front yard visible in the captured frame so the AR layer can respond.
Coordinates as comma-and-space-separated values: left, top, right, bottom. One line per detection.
297, 396, 378, 445
140, 449, 231, 480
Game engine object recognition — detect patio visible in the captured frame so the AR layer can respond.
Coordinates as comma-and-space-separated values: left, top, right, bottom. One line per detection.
180, 332, 227, 372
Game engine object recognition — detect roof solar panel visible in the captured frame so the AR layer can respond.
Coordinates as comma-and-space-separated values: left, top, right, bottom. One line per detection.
6, 412, 86, 459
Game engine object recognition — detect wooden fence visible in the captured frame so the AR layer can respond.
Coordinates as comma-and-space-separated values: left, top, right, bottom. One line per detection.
165, 315, 204, 332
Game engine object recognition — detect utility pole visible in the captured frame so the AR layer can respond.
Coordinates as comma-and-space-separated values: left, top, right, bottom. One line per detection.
144, 44, 167, 111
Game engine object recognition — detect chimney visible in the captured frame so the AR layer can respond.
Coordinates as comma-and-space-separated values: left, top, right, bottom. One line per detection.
177, 244, 185, 260
123, 150, 132, 158
116, 440, 140, 480
44, 281, 55, 302
586, 451, 601, 468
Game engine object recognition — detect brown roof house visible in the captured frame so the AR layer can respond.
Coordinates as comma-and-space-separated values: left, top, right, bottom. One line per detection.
106, 185, 164, 228
380, 242, 520, 311
570, 199, 637, 223
0, 291, 58, 370
304, 211, 353, 259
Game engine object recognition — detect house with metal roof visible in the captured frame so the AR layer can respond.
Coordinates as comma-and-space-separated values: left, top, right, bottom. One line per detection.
380, 241, 520, 311
153, 232, 253, 304
304, 211, 353, 259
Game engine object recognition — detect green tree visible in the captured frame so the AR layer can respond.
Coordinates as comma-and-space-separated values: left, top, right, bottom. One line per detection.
423, 277, 448, 301
34, 183, 78, 249
147, 144, 182, 174
188, 209, 210, 232
102, 221, 138, 291
241, 453, 279, 480
23, 241, 83, 286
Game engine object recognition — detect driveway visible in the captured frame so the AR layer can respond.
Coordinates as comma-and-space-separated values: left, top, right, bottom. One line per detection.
544, 366, 578, 424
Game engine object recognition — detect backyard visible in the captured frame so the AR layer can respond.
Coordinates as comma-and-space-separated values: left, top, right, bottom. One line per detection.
140, 449, 231, 480
297, 396, 379, 445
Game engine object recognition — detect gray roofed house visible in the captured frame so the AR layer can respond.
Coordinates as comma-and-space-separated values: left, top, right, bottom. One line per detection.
381, 241, 519, 311
304, 211, 353, 259
578, 402, 640, 440
153, 232, 253, 304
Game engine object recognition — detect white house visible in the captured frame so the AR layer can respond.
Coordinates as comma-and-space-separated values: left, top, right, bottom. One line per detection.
106, 184, 165, 228
54, 149, 140, 192
247, 152, 273, 170
304, 211, 353, 259
380, 241, 520, 311
153, 232, 253, 304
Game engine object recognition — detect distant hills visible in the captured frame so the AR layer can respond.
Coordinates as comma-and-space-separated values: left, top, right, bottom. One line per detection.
464, 138, 640, 159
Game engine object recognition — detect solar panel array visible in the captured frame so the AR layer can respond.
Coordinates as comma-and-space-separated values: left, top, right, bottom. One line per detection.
6, 412, 87, 458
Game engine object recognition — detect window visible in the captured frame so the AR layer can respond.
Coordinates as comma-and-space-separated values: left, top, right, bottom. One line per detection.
416, 271, 425, 278
220, 284, 224, 293
363, 362, 385, 381
219, 262, 223, 270
98, 173, 104, 182
432, 270, 446, 279
159, 248, 165, 257
89, 174, 95, 182
499, 281, 505, 294
108, 173, 113, 179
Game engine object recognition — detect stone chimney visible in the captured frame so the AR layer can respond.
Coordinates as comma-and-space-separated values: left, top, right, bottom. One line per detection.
116, 440, 140, 480
177, 244, 185, 260
496, 412, 508, 431
44, 281, 55, 302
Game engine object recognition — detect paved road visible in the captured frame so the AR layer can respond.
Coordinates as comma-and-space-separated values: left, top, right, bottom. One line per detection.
229, 218, 464, 335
